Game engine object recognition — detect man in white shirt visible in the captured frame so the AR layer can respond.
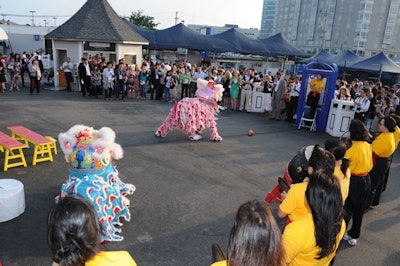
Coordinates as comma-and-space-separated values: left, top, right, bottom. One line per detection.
62, 57, 74, 91
286, 76, 301, 122
354, 88, 370, 121
239, 69, 254, 112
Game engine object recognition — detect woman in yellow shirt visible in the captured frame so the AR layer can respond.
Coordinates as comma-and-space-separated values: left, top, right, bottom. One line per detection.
306, 73, 325, 118
278, 145, 335, 222
282, 171, 345, 266
342, 119, 373, 246
48, 194, 137, 266
383, 114, 400, 192
211, 200, 285, 266
368, 116, 396, 208
325, 139, 351, 202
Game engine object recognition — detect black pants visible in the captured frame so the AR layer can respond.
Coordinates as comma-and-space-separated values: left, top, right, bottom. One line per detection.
344, 174, 370, 239
82, 76, 91, 96
30, 76, 41, 94
287, 96, 299, 121
64, 72, 73, 90
181, 83, 189, 99
157, 84, 164, 100
152, 81, 160, 100
368, 157, 391, 207
382, 155, 393, 192
306, 92, 320, 118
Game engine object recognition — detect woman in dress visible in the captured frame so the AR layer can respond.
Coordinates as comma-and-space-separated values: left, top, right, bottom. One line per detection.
229, 70, 241, 111
126, 65, 135, 99
10, 53, 22, 91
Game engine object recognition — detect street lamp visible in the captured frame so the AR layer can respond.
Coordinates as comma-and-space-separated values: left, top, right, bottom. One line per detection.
29, 10, 36, 26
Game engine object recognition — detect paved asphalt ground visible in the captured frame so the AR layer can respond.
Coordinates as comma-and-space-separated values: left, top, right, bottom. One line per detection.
0, 86, 399, 266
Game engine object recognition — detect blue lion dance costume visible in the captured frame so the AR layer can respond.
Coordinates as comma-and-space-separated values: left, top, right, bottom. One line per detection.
58, 125, 135, 242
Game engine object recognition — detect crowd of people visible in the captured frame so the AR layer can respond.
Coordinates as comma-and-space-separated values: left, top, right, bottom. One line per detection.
0, 51, 44, 94
47, 116, 399, 266
2, 53, 399, 265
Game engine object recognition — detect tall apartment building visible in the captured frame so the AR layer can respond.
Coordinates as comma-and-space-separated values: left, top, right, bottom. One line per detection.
260, 0, 400, 58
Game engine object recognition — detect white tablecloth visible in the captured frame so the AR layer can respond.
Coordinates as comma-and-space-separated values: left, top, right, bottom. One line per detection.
0, 179, 25, 222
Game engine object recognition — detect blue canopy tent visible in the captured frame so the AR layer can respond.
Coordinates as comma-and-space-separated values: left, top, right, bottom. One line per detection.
299, 50, 333, 64
259, 33, 309, 57
346, 52, 400, 74
345, 52, 400, 84
210, 28, 270, 55
125, 21, 236, 53
325, 50, 363, 67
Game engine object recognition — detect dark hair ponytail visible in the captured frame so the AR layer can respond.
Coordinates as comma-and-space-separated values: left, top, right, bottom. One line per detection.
306, 172, 343, 259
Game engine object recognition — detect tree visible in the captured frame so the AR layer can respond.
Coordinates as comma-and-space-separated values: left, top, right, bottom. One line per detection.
125, 10, 159, 30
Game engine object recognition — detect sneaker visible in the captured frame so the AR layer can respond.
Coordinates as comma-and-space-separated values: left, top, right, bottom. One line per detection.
343, 233, 357, 246
347, 238, 357, 246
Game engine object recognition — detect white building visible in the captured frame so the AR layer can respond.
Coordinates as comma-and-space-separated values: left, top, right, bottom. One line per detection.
0, 21, 55, 55
187, 24, 260, 39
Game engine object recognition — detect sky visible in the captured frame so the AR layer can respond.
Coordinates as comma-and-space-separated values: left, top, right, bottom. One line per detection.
0, 0, 264, 30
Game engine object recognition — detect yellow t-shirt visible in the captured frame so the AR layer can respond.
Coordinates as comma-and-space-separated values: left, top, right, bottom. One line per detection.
311, 79, 324, 94
345, 141, 373, 175
85, 251, 137, 266
394, 126, 400, 149
283, 213, 346, 266
211, 260, 227, 266
279, 182, 309, 222
371, 132, 395, 158
333, 166, 350, 203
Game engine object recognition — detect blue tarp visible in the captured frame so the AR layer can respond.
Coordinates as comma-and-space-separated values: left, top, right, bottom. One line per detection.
325, 50, 363, 67
299, 50, 333, 64
259, 33, 309, 57
125, 21, 236, 53
346, 51, 400, 74
125, 21, 312, 57
210, 28, 270, 55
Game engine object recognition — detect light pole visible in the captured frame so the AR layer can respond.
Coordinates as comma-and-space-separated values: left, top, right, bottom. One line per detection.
53, 17, 57, 27
29, 10, 36, 26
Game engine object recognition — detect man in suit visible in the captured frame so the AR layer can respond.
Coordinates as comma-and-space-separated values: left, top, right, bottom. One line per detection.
150, 63, 161, 100
78, 58, 91, 96
270, 70, 286, 120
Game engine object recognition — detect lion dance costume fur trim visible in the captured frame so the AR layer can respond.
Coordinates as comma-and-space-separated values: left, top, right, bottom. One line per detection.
58, 125, 135, 242
155, 79, 224, 141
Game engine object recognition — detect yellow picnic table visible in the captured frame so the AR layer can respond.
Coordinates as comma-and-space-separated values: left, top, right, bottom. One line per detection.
8, 125, 56, 166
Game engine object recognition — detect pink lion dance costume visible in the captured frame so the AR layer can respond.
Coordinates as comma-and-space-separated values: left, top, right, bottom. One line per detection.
155, 79, 224, 141
58, 125, 135, 242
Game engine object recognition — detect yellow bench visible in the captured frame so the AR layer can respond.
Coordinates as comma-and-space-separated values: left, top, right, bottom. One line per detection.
0, 131, 27, 171
8, 125, 54, 166
45, 136, 58, 155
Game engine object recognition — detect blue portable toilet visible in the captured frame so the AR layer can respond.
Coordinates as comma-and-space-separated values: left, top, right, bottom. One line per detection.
295, 62, 338, 131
